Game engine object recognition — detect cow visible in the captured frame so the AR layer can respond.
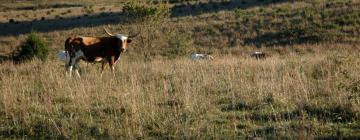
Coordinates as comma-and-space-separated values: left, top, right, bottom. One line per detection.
250, 51, 266, 59
63, 28, 138, 77
191, 53, 214, 60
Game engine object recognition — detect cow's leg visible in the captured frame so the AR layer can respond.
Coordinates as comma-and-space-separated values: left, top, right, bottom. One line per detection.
64, 62, 69, 76
64, 52, 71, 76
67, 50, 84, 77
66, 58, 77, 77
108, 56, 115, 75
65, 57, 74, 77
64, 54, 69, 72
100, 60, 108, 77
74, 63, 81, 78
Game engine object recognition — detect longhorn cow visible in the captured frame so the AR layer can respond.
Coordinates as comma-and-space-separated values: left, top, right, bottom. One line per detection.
63, 28, 138, 77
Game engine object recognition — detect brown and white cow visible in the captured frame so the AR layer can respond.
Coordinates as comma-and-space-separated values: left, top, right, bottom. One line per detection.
63, 28, 138, 77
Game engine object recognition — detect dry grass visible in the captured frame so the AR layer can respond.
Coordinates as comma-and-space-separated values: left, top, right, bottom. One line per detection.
0, 46, 360, 138
0, 0, 360, 139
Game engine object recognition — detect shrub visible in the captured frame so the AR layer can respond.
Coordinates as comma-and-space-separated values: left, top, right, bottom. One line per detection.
123, 0, 169, 21
8, 19, 15, 23
162, 33, 193, 58
16, 33, 49, 62
83, 5, 94, 14
124, 1, 170, 60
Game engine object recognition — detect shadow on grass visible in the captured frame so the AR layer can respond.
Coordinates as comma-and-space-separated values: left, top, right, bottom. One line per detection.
14, 3, 82, 11
0, 3, 82, 11
0, 0, 293, 37
170, 0, 290, 17
0, 12, 125, 36
243, 29, 323, 47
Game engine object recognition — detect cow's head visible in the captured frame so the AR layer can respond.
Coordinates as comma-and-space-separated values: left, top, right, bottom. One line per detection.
104, 28, 138, 52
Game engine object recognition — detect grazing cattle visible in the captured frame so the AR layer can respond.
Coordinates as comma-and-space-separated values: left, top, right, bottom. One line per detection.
63, 28, 138, 77
191, 53, 214, 60
250, 51, 266, 59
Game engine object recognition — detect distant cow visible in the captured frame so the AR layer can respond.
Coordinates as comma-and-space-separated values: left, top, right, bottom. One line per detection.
191, 53, 214, 60
250, 51, 266, 59
62, 28, 138, 77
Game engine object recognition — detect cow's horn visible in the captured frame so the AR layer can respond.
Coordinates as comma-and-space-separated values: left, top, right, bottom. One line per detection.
104, 28, 114, 36
127, 32, 140, 38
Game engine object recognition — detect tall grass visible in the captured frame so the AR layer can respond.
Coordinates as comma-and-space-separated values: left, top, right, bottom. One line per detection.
0, 46, 359, 139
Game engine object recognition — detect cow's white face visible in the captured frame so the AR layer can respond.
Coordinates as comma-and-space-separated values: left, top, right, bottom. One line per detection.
115, 34, 132, 52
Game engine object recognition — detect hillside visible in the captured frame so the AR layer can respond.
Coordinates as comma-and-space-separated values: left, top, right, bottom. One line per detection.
0, 0, 359, 139
0, 0, 359, 57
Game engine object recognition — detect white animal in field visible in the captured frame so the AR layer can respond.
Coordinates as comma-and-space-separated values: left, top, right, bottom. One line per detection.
250, 51, 266, 59
191, 53, 214, 60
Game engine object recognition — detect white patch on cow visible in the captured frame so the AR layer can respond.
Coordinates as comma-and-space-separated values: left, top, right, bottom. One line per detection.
68, 66, 73, 72
66, 65, 73, 77
94, 57, 103, 62
115, 34, 128, 41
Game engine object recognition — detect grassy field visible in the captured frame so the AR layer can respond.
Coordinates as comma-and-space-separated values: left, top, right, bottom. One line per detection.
0, 0, 360, 139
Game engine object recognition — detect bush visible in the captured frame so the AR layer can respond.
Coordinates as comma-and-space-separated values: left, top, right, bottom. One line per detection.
124, 1, 170, 60
8, 19, 15, 23
162, 33, 193, 58
16, 33, 49, 62
123, 0, 169, 21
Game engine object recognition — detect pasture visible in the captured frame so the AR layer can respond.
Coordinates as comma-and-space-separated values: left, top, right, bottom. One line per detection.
0, 0, 360, 139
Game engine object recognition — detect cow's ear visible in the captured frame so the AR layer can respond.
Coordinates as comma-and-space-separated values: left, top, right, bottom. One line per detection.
127, 39, 132, 43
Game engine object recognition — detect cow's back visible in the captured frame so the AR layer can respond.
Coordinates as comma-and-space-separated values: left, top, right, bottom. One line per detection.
67, 36, 120, 61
